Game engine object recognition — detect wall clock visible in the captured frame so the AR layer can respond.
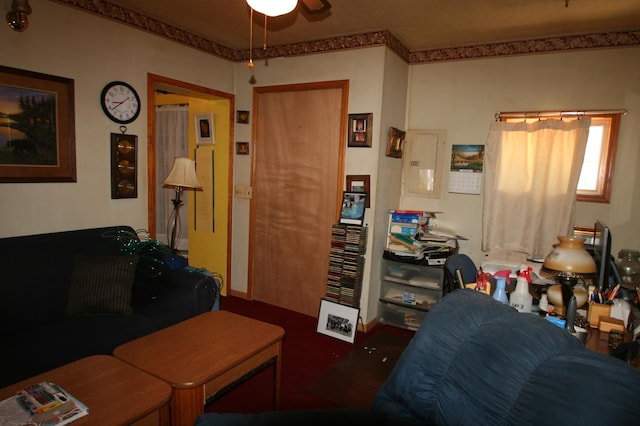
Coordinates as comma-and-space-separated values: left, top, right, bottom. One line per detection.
110, 132, 138, 199
100, 81, 141, 124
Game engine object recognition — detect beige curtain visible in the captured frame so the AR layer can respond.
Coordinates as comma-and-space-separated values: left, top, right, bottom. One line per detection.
482, 118, 591, 259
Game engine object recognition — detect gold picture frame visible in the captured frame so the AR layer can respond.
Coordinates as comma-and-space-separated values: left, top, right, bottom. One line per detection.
386, 127, 406, 158
0, 66, 76, 182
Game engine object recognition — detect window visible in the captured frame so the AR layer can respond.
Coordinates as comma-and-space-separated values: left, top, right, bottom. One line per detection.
503, 112, 621, 203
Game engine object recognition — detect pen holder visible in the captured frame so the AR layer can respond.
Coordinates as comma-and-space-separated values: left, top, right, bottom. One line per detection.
588, 301, 611, 328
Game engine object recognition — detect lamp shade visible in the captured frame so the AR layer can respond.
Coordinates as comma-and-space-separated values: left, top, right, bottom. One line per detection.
542, 236, 597, 276
163, 157, 202, 189
246, 0, 298, 16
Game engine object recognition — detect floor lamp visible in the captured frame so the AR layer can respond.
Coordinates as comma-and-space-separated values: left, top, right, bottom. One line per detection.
163, 157, 202, 253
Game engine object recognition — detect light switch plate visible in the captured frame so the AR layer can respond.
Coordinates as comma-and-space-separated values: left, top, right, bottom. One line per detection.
234, 184, 252, 199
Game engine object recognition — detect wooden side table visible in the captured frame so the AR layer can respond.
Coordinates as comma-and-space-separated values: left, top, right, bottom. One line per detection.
114, 310, 285, 426
0, 355, 171, 425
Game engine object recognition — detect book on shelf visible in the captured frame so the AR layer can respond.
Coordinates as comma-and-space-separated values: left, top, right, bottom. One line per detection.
0, 382, 88, 426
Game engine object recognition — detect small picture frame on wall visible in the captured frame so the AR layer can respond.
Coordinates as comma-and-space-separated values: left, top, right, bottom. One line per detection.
194, 113, 215, 145
346, 175, 370, 208
386, 127, 406, 158
316, 299, 360, 343
348, 113, 373, 148
236, 110, 250, 124
236, 142, 250, 155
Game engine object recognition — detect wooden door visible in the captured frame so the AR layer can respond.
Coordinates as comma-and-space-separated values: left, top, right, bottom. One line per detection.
250, 81, 348, 317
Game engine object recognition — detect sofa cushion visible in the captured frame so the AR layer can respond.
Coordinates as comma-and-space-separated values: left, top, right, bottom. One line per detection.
66, 254, 139, 316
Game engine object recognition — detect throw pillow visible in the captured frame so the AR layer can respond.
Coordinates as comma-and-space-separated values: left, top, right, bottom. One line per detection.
66, 255, 139, 316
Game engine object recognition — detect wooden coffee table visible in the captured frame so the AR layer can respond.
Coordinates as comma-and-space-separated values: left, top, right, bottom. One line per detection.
0, 355, 171, 425
114, 310, 285, 426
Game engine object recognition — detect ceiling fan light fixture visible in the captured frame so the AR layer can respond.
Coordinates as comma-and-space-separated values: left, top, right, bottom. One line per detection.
246, 0, 298, 17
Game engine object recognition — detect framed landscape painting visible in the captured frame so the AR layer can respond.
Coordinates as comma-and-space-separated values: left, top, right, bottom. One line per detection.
0, 66, 76, 182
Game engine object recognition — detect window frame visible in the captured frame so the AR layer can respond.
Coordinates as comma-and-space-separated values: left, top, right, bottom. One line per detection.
501, 112, 621, 204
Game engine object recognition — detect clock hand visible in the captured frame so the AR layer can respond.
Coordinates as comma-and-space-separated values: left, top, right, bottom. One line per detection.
109, 97, 130, 111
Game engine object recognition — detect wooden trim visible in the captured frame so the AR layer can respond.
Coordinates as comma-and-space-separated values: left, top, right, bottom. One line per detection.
147, 73, 235, 291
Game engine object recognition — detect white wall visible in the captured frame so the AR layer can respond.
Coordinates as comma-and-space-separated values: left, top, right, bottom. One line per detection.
0, 1, 234, 237
403, 47, 640, 265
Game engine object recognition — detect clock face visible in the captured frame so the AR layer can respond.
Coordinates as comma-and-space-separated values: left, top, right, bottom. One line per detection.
101, 81, 141, 124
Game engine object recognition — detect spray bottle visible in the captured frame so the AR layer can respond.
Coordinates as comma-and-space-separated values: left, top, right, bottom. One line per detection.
509, 271, 533, 313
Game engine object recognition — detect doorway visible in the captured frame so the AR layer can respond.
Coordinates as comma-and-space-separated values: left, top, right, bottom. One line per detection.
147, 73, 234, 293
249, 81, 349, 317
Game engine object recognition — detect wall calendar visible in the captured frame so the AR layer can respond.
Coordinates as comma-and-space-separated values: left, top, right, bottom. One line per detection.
448, 144, 484, 195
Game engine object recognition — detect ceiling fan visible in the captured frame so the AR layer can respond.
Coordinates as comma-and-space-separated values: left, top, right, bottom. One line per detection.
300, 0, 331, 14
246, 0, 331, 17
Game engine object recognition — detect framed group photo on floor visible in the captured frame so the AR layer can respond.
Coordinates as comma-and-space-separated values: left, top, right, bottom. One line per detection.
316, 299, 360, 343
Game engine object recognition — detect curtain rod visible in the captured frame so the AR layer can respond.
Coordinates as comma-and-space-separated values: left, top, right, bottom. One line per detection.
495, 109, 627, 120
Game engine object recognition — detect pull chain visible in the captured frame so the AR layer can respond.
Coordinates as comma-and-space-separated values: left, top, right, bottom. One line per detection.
247, 8, 254, 69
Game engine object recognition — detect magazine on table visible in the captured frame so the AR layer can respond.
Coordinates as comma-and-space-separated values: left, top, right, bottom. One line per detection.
0, 382, 88, 425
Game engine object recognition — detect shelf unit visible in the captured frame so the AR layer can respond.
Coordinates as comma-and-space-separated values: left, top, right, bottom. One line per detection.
379, 254, 445, 330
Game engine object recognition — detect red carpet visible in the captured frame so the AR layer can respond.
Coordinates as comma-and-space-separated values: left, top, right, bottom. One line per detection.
205, 296, 414, 413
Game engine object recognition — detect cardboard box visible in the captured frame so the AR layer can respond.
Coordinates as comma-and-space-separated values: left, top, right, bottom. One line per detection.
588, 302, 611, 328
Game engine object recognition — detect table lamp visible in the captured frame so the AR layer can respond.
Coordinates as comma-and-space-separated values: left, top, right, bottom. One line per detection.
163, 157, 202, 252
542, 236, 597, 332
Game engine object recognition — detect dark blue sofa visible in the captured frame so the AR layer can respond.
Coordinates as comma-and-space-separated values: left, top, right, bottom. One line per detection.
196, 289, 640, 425
0, 226, 219, 388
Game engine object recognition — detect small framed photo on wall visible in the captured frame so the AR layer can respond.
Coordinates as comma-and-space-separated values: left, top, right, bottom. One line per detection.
236, 142, 250, 155
346, 175, 370, 208
194, 113, 215, 145
348, 113, 373, 148
236, 110, 250, 124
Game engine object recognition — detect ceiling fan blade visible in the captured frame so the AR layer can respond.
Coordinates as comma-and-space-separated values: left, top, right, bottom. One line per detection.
301, 0, 331, 14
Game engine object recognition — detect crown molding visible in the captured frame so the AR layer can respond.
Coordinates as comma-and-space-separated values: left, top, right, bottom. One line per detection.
54, 0, 640, 64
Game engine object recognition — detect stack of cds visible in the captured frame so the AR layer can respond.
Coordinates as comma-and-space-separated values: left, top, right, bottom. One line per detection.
325, 224, 367, 308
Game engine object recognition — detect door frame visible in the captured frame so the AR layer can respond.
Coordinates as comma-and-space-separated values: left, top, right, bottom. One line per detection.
147, 73, 235, 289
247, 80, 350, 299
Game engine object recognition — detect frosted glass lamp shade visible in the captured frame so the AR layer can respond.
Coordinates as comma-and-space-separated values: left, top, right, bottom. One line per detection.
163, 157, 202, 189
542, 236, 597, 277
246, 0, 298, 16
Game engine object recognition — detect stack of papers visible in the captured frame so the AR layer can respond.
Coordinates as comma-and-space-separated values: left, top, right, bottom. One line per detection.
386, 210, 462, 261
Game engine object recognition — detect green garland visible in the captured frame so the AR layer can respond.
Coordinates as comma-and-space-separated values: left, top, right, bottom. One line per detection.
102, 227, 171, 279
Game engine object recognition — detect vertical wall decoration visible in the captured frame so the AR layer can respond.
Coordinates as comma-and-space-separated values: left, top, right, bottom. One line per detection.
110, 132, 137, 199
194, 147, 214, 232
